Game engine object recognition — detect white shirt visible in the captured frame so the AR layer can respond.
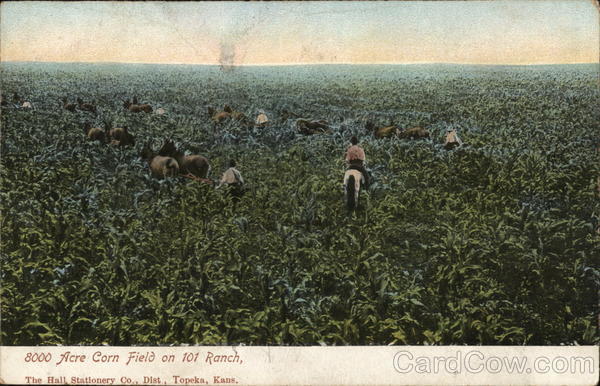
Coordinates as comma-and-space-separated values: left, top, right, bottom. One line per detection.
218, 167, 244, 187
256, 113, 269, 125
444, 130, 463, 146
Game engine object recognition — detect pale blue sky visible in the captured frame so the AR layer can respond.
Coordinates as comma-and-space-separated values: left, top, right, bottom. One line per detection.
1, 1, 598, 64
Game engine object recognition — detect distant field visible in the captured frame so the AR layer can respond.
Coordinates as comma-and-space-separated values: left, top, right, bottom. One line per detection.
1, 62, 598, 345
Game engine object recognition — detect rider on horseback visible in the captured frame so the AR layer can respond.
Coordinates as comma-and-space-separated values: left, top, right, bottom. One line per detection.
345, 136, 369, 187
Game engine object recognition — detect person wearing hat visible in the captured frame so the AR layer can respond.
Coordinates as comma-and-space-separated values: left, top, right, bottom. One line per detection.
345, 136, 370, 187
255, 110, 269, 128
218, 159, 245, 200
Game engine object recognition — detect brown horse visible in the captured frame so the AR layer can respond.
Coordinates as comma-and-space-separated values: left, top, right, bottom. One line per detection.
141, 142, 179, 179
208, 105, 248, 125
208, 106, 231, 123
107, 124, 135, 147
62, 97, 76, 112
77, 98, 97, 114
296, 119, 330, 135
365, 121, 399, 138
159, 140, 211, 179
123, 98, 152, 113
398, 126, 430, 140
83, 121, 106, 143
280, 109, 301, 123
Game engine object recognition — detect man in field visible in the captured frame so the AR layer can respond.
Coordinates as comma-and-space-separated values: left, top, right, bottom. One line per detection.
444, 127, 463, 150
255, 110, 269, 128
345, 136, 370, 187
218, 159, 246, 200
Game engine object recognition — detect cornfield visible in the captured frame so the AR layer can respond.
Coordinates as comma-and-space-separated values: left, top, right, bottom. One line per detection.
1, 62, 598, 345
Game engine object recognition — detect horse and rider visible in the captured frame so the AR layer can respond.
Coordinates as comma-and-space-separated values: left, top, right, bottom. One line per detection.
343, 136, 370, 210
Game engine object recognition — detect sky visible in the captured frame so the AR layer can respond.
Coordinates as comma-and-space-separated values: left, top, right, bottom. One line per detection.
1, 1, 598, 65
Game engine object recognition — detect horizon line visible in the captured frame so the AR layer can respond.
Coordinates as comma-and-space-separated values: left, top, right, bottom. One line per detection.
1, 60, 598, 67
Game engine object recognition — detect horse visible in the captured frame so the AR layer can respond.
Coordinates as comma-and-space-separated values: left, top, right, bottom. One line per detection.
159, 139, 211, 179
365, 121, 399, 138
398, 126, 430, 140
107, 124, 135, 147
123, 98, 152, 113
208, 105, 249, 126
280, 109, 301, 123
296, 119, 330, 135
77, 97, 97, 114
62, 97, 76, 112
83, 121, 106, 143
140, 142, 179, 179
343, 168, 364, 210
